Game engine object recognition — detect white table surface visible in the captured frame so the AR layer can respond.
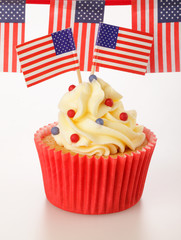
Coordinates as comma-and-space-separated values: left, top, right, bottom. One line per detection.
0, 4, 181, 240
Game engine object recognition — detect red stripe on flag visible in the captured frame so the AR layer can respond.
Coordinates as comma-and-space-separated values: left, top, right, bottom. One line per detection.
80, 23, 87, 70
12, 23, 18, 72
73, 23, 79, 48
49, 0, 55, 33
166, 22, 171, 72
174, 22, 180, 72
88, 23, 96, 71
149, 0, 155, 72
66, 0, 72, 28
27, 66, 79, 88
4, 23, 9, 72
157, 23, 163, 72
93, 62, 145, 75
22, 23, 25, 43
132, 0, 137, 30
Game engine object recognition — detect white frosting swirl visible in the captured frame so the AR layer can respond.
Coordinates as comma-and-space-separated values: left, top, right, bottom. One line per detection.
53, 78, 145, 156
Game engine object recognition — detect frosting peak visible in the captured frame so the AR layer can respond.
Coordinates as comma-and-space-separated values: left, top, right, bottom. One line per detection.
53, 78, 145, 156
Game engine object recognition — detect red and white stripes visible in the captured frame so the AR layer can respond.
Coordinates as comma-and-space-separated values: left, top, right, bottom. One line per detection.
16, 34, 79, 87
0, 23, 25, 72
49, 0, 99, 71
93, 27, 153, 75
132, 0, 181, 73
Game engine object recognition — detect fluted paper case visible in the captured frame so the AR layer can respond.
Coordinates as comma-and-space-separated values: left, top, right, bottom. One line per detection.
34, 124, 157, 214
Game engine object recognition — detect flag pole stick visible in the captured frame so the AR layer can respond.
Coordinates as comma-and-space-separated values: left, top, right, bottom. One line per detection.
91, 65, 96, 75
76, 69, 82, 84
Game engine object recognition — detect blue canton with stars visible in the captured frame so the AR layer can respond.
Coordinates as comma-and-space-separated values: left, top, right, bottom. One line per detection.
158, 0, 181, 23
51, 28, 76, 55
0, 0, 25, 23
75, 0, 105, 23
96, 23, 119, 49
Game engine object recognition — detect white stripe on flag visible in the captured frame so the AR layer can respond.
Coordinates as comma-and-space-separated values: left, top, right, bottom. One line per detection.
26, 63, 79, 86
179, 23, 181, 71
93, 59, 146, 72
53, 0, 59, 32
70, 0, 76, 28
137, 0, 141, 31
145, 0, 150, 72
17, 23, 22, 72
162, 23, 167, 72
84, 23, 91, 71
154, 0, 158, 72
8, 23, 13, 72
95, 46, 149, 60
62, 0, 68, 29
76, 22, 82, 62
171, 22, 175, 72
0, 23, 4, 71
145, 0, 150, 32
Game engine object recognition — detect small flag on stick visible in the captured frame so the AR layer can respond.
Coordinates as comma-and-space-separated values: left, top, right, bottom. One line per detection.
0, 0, 25, 72
92, 23, 154, 75
16, 28, 81, 87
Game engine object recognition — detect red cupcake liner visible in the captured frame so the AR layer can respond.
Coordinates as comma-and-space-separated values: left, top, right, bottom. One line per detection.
34, 123, 157, 214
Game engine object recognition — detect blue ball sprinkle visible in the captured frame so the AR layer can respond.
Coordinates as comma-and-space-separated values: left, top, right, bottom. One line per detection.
89, 74, 97, 82
51, 127, 60, 135
96, 118, 104, 125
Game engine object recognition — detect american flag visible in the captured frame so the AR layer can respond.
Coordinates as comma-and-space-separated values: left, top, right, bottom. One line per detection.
16, 28, 79, 87
0, 0, 25, 72
93, 23, 153, 75
49, 0, 105, 71
132, 0, 181, 73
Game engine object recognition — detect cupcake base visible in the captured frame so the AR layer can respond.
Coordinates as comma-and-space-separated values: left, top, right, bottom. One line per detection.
34, 124, 157, 215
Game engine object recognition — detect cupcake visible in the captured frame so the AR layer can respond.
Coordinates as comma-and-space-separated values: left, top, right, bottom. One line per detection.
34, 76, 157, 214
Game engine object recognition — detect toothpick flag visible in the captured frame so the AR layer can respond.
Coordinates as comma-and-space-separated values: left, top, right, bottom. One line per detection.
132, 0, 181, 73
0, 0, 25, 72
49, 0, 105, 71
16, 28, 80, 87
92, 23, 153, 75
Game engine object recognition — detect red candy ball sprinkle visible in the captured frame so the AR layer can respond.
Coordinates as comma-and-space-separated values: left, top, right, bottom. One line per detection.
68, 85, 76, 91
120, 112, 128, 121
70, 134, 80, 143
105, 98, 113, 107
67, 109, 76, 118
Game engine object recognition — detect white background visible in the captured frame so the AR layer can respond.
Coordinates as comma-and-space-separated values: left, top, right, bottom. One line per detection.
0, 4, 181, 240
